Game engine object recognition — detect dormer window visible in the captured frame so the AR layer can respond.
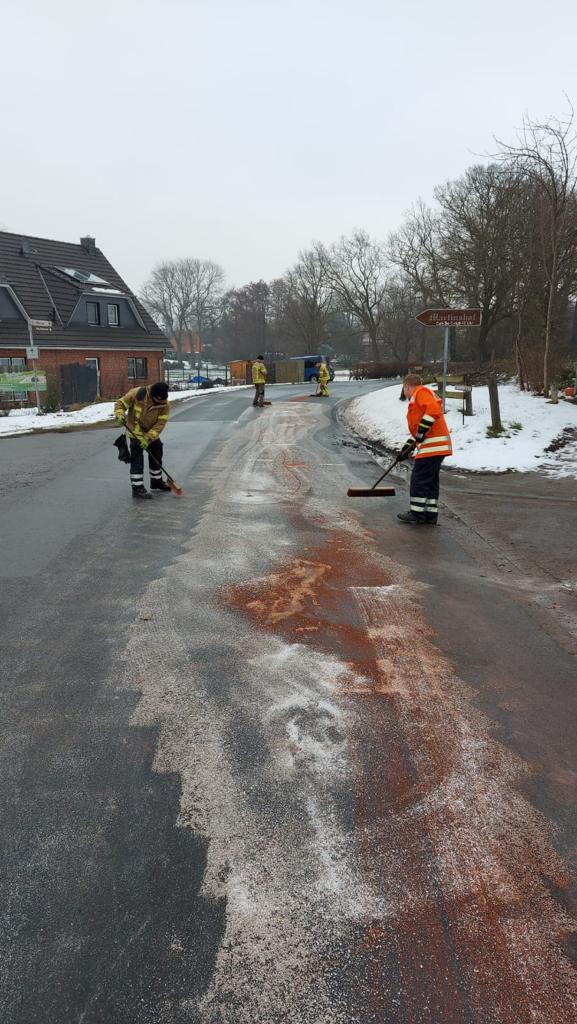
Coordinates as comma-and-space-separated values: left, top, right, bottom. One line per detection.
87, 301, 100, 325
107, 303, 119, 326
58, 267, 111, 286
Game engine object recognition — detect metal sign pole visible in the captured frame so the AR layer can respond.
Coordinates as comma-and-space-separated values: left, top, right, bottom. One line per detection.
442, 326, 449, 412
27, 320, 41, 412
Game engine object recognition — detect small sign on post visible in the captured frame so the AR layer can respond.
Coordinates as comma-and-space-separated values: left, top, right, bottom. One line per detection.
26, 345, 39, 360
415, 308, 482, 410
415, 308, 482, 328
29, 319, 53, 331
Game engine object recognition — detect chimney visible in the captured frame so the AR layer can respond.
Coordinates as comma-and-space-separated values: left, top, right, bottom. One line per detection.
21, 239, 31, 257
80, 236, 96, 254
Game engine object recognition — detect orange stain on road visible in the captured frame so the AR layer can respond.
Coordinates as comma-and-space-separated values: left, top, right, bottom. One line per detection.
224, 523, 577, 1023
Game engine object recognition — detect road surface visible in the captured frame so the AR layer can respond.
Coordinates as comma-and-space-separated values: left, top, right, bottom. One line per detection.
1, 382, 576, 1024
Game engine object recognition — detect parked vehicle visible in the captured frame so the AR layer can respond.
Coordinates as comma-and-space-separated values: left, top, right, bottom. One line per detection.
279, 355, 335, 383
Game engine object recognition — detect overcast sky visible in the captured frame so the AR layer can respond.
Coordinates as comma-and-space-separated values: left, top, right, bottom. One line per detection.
2, 0, 577, 293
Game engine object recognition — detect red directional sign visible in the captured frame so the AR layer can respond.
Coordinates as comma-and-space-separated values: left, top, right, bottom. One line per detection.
415, 308, 482, 327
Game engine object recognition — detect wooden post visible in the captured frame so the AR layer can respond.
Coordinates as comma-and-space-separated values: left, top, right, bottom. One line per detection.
464, 388, 473, 415
488, 375, 502, 433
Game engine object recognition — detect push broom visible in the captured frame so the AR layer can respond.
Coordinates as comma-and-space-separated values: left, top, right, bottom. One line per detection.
124, 426, 183, 496
347, 452, 403, 497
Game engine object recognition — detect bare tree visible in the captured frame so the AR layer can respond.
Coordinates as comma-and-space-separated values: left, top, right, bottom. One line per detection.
496, 106, 577, 392
140, 261, 192, 359
218, 281, 270, 360
315, 230, 388, 361
141, 258, 225, 360
390, 166, 520, 362
380, 278, 429, 363
187, 258, 225, 348
435, 164, 520, 360
389, 200, 454, 308
282, 248, 333, 352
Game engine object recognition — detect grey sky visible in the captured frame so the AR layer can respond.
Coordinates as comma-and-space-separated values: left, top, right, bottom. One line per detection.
3, 0, 577, 294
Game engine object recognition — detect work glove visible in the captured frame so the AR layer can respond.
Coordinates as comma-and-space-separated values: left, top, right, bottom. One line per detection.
115, 415, 126, 426
398, 438, 416, 462
139, 437, 149, 450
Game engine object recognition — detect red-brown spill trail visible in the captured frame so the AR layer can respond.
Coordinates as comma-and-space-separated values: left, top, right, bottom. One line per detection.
224, 528, 577, 1023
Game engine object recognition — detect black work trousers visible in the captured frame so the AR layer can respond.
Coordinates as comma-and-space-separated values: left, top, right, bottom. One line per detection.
129, 437, 163, 489
409, 455, 444, 520
253, 383, 265, 406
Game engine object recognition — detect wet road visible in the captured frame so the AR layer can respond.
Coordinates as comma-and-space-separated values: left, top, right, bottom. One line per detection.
1, 383, 576, 1023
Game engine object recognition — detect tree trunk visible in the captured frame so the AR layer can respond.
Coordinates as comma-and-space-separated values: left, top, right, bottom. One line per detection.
369, 328, 381, 362
419, 329, 427, 363
543, 252, 558, 395
488, 375, 502, 432
514, 306, 525, 391
476, 320, 492, 364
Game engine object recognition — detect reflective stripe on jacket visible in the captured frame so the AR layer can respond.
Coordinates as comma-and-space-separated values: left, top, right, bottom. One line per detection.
251, 360, 267, 384
114, 386, 170, 442
407, 385, 452, 459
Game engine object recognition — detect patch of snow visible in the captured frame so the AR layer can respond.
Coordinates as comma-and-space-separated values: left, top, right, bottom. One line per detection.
344, 382, 577, 477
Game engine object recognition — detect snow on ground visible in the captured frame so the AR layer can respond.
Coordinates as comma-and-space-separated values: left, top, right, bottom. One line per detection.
345, 382, 577, 477
0, 385, 251, 438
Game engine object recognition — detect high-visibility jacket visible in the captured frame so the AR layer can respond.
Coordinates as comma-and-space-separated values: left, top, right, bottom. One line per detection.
318, 363, 330, 385
252, 360, 267, 384
407, 385, 452, 459
114, 386, 170, 444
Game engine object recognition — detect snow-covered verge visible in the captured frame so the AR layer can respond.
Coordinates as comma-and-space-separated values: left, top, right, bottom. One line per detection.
0, 385, 251, 438
344, 382, 577, 477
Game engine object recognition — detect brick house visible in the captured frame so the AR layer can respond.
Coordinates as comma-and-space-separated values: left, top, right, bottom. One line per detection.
0, 231, 167, 404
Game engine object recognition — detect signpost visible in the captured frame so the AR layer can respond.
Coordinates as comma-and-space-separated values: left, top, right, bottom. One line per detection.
25, 319, 51, 411
415, 308, 482, 410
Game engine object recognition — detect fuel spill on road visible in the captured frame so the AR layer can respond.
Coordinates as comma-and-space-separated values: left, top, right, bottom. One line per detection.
126, 397, 577, 1023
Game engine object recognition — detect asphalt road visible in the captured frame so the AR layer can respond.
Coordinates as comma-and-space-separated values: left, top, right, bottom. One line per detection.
1, 382, 576, 1024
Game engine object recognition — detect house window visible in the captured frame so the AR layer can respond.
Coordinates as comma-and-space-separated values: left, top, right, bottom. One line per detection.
85, 357, 100, 396
128, 357, 147, 379
107, 303, 119, 326
87, 301, 100, 326
0, 356, 26, 402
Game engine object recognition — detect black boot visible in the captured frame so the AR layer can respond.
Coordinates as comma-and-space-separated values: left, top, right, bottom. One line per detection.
150, 479, 171, 492
424, 514, 438, 525
397, 511, 428, 525
132, 485, 153, 500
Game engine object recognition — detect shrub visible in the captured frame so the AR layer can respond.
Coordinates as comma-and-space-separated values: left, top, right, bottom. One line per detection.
39, 373, 61, 414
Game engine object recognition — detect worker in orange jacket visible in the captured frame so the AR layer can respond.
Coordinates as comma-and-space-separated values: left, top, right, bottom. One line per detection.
397, 374, 452, 525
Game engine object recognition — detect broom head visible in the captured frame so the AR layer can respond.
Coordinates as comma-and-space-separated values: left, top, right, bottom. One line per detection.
166, 477, 183, 497
347, 486, 396, 497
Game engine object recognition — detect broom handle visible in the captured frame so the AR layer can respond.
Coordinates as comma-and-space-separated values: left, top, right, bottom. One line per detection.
124, 426, 177, 486
371, 453, 402, 490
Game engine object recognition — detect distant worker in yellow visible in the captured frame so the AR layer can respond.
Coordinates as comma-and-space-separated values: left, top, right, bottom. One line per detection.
251, 355, 267, 408
316, 360, 331, 397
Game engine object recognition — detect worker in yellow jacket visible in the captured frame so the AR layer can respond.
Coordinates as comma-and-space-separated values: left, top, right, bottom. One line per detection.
316, 361, 331, 397
251, 356, 267, 407
114, 382, 171, 499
